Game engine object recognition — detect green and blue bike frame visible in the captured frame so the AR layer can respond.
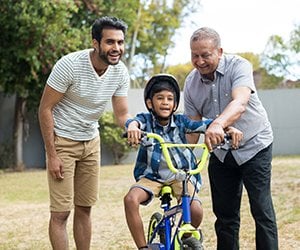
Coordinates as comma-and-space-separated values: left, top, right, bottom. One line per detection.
143, 132, 209, 250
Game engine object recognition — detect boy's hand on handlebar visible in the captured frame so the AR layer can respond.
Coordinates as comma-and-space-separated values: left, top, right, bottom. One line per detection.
127, 121, 142, 147
225, 126, 243, 149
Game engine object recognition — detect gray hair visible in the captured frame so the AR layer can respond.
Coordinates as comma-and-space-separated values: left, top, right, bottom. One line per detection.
190, 27, 221, 48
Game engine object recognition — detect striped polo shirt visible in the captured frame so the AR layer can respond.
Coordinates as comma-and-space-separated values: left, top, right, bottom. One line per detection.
47, 49, 130, 141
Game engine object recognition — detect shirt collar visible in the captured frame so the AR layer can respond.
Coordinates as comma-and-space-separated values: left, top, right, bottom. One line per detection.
152, 114, 176, 131
217, 55, 225, 75
200, 55, 225, 84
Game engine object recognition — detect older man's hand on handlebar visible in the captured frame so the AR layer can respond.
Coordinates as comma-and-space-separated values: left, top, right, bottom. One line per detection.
204, 122, 243, 152
127, 121, 142, 147
204, 121, 225, 152
225, 126, 243, 150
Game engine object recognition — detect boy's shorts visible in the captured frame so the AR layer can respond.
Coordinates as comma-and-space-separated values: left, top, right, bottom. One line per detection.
47, 135, 100, 212
131, 177, 200, 205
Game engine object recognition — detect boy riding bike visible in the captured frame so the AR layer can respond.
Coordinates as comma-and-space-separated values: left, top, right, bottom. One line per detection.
124, 74, 215, 249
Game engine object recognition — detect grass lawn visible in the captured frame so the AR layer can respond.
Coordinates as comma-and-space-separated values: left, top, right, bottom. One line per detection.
0, 155, 299, 249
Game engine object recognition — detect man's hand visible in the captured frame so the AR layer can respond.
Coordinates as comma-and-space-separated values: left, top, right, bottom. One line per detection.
225, 126, 243, 149
47, 156, 64, 180
204, 122, 225, 152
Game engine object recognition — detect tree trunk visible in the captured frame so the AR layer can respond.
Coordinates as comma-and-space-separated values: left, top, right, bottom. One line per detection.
13, 96, 26, 171
127, 3, 142, 88
128, 3, 142, 71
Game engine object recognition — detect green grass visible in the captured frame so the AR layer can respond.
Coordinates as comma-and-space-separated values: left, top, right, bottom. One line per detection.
0, 170, 48, 203
0, 156, 299, 249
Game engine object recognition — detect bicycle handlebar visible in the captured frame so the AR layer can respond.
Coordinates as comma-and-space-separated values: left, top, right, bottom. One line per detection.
141, 132, 210, 176
123, 131, 232, 175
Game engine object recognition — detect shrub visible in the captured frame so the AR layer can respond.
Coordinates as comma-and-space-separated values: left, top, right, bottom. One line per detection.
99, 112, 131, 164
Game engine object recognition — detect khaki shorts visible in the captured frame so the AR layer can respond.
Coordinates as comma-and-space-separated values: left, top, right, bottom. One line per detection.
131, 177, 200, 205
47, 135, 100, 212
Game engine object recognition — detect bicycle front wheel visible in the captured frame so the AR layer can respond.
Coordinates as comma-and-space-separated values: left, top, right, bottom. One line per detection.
147, 212, 165, 245
180, 237, 203, 250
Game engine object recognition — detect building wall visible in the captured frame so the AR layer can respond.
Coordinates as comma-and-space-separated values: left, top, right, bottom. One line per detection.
1, 89, 299, 168
258, 89, 300, 155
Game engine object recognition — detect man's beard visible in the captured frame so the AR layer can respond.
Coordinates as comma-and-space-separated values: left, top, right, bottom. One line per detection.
98, 49, 120, 66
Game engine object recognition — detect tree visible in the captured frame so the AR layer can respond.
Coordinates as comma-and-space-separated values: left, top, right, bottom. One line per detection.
0, 0, 86, 170
99, 112, 131, 164
127, 0, 201, 87
255, 68, 284, 89
238, 52, 283, 89
261, 24, 300, 81
238, 52, 261, 71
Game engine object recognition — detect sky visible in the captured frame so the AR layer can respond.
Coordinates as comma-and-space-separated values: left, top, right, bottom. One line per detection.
166, 0, 300, 65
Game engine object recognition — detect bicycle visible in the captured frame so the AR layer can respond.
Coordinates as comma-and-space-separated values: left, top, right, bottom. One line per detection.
137, 132, 210, 250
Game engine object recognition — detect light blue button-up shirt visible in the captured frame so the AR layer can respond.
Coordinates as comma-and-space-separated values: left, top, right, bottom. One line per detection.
184, 54, 273, 165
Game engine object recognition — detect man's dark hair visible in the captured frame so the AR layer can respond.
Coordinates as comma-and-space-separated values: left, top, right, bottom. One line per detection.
92, 16, 128, 42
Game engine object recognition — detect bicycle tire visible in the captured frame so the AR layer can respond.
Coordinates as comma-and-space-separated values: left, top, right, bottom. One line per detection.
147, 212, 165, 244
180, 237, 203, 250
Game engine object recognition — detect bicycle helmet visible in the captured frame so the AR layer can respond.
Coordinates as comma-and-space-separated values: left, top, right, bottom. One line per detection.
144, 74, 180, 112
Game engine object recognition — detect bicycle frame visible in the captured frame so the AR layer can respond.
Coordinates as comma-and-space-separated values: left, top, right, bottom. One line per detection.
144, 132, 209, 250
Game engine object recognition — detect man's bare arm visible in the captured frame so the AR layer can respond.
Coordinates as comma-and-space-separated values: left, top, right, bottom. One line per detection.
111, 96, 131, 128
38, 85, 64, 179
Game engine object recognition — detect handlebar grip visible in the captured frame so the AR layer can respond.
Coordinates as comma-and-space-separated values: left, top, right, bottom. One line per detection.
122, 131, 146, 138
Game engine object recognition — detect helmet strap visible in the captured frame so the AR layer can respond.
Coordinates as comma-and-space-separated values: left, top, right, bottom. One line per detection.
150, 108, 173, 124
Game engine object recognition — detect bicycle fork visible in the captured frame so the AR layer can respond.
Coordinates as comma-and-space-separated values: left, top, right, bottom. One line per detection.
174, 180, 201, 249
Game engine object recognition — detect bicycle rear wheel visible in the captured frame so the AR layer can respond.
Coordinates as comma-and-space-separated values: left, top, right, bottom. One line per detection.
147, 212, 165, 244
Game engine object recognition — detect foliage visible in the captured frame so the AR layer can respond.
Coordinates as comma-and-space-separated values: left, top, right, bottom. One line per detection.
99, 112, 131, 165
0, 142, 14, 169
261, 24, 300, 81
238, 52, 283, 89
0, 0, 90, 169
0, 0, 88, 109
129, 0, 201, 87
238, 52, 261, 71
290, 24, 300, 53
255, 68, 284, 89
71, 0, 104, 28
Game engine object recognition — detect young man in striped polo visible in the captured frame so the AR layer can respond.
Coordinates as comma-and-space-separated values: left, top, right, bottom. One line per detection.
39, 16, 131, 250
